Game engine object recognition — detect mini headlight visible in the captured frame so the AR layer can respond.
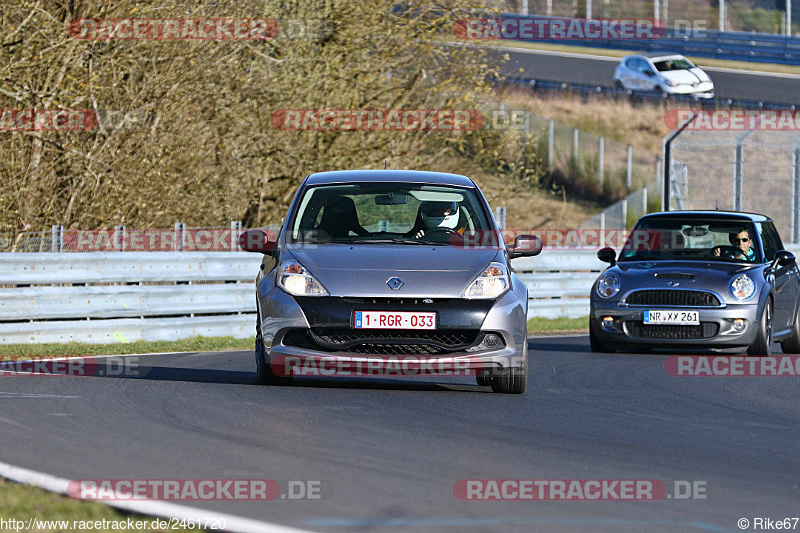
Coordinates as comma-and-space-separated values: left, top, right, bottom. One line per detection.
596, 273, 621, 299
277, 261, 328, 297
462, 262, 509, 299
730, 274, 755, 301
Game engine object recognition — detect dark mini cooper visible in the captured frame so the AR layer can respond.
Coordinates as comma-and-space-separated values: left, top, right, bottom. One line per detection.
590, 211, 800, 355
239, 170, 542, 393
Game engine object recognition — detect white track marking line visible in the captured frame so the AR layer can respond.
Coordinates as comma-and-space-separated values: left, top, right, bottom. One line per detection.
0, 460, 317, 533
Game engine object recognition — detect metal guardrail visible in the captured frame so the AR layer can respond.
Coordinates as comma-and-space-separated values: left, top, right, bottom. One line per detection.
0, 251, 600, 343
495, 13, 800, 66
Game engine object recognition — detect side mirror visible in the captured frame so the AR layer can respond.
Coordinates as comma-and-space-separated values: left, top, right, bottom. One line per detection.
238, 229, 277, 254
774, 250, 796, 268
508, 235, 542, 259
597, 247, 616, 265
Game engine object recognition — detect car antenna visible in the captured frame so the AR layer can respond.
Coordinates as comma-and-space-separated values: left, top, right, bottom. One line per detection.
384, 160, 388, 169
715, 200, 719, 211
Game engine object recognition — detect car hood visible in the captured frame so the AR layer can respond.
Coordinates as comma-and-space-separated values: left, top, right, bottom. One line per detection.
609, 261, 762, 292
286, 244, 498, 298
660, 68, 711, 84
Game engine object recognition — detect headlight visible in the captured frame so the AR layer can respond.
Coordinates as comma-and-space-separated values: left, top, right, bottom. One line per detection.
596, 273, 620, 298
462, 262, 509, 299
277, 261, 328, 297
730, 274, 755, 301
665, 79, 679, 87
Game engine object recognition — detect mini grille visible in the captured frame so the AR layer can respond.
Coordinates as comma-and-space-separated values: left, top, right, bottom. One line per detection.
625, 321, 719, 339
626, 290, 720, 307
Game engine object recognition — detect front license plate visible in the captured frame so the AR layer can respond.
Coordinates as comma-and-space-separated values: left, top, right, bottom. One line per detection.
644, 310, 700, 325
353, 311, 436, 330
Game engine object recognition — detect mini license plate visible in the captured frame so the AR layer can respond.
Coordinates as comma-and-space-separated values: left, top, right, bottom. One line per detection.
643, 310, 700, 325
353, 311, 436, 330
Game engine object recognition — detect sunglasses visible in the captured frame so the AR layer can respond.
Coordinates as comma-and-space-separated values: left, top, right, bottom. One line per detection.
734, 238, 749, 243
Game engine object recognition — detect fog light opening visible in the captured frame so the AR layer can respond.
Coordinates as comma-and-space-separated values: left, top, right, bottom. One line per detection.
732, 318, 746, 332
601, 316, 615, 330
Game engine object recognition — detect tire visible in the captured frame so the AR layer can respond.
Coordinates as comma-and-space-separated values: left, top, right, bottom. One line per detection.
780, 306, 800, 354
614, 80, 625, 90
589, 319, 613, 353
255, 325, 293, 385
476, 370, 492, 387
491, 345, 527, 394
747, 299, 773, 357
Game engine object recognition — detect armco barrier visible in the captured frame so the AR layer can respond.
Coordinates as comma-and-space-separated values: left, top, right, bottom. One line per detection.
0, 250, 601, 343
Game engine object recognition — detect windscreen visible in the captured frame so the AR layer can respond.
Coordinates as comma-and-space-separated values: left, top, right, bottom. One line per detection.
619, 219, 762, 263
290, 182, 491, 245
653, 58, 695, 71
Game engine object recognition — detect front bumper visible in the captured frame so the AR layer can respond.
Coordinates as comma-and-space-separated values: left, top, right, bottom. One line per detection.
591, 300, 760, 348
259, 286, 528, 372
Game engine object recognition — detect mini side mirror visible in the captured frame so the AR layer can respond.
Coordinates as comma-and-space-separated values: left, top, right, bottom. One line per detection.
775, 250, 796, 268
597, 247, 616, 265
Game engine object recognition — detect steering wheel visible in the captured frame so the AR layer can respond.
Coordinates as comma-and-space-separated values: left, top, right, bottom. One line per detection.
712, 245, 738, 260
424, 228, 459, 236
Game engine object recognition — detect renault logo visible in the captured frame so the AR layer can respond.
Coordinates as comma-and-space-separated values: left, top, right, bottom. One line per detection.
387, 277, 404, 290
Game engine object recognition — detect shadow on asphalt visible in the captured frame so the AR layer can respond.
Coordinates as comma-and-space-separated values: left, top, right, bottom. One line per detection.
82, 361, 489, 392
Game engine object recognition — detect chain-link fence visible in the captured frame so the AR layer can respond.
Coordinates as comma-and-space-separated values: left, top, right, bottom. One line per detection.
668, 129, 800, 243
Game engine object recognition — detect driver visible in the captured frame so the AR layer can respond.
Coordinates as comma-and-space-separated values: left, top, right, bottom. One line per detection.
412, 201, 462, 239
713, 228, 755, 261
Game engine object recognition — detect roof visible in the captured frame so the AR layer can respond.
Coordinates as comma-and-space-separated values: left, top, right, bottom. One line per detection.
640, 210, 771, 222
305, 169, 475, 187
643, 52, 686, 59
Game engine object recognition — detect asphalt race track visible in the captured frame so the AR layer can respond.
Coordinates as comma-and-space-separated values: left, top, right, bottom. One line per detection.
1, 336, 799, 532
499, 47, 800, 105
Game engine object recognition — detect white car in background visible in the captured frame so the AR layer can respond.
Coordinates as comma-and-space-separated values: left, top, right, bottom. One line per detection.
613, 53, 714, 98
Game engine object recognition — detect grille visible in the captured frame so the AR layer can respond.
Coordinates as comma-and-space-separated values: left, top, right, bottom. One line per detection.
310, 328, 479, 350
625, 321, 719, 339
654, 273, 695, 279
625, 290, 720, 307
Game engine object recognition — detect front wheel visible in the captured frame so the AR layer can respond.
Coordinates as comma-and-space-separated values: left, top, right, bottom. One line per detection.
780, 306, 800, 354
255, 328, 293, 385
491, 345, 527, 394
747, 299, 773, 356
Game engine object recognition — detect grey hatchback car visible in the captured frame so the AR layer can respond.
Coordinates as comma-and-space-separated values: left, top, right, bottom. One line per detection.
239, 170, 542, 393
590, 211, 800, 355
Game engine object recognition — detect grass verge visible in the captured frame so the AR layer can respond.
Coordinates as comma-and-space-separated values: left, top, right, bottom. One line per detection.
0, 478, 194, 532
528, 315, 589, 334
0, 336, 252, 361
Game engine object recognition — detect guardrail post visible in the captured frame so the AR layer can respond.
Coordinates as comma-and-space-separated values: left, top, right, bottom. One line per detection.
656, 157, 663, 210
598, 137, 605, 192
572, 128, 579, 164
733, 143, 743, 211
524, 110, 530, 136
626, 145, 633, 190
230, 220, 242, 251
114, 225, 125, 251
174, 222, 185, 251
600, 212, 606, 247
51, 225, 63, 253
793, 147, 800, 244
547, 119, 554, 171
622, 199, 628, 230
719, 0, 725, 31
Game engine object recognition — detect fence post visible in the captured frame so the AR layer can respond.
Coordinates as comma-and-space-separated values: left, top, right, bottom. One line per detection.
598, 136, 605, 192
626, 144, 633, 190
548, 119, 554, 171
622, 199, 628, 230
642, 186, 648, 215
524, 110, 530, 136
656, 157, 663, 210
174, 222, 185, 251
51, 225, 63, 253
733, 143, 743, 211
114, 225, 125, 251
572, 128, 579, 163
793, 147, 800, 244
599, 212, 606, 247
230, 220, 242, 251
495, 206, 507, 230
